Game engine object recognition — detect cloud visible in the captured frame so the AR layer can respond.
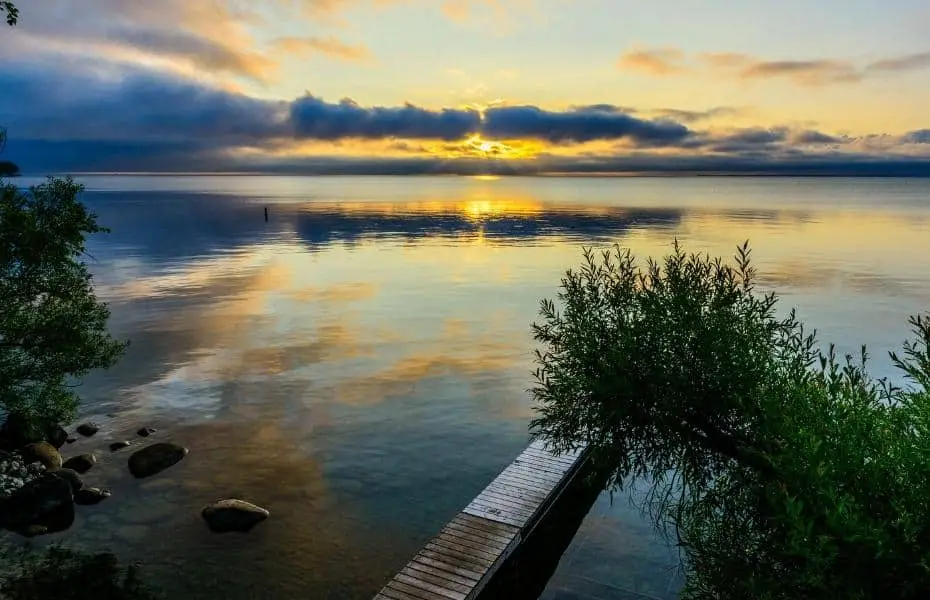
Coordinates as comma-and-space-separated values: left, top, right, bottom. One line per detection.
652, 106, 741, 123
2, 57, 929, 177
865, 52, 930, 74
1, 0, 272, 80
725, 57, 861, 85
109, 26, 277, 81
0, 60, 290, 142
289, 95, 481, 141
617, 48, 687, 75
482, 104, 692, 144
902, 129, 930, 144
621, 46, 930, 86
792, 130, 843, 145
272, 36, 372, 61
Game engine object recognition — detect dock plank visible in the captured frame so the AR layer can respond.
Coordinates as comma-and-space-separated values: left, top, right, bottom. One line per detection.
423, 542, 495, 571
371, 439, 588, 600
406, 563, 476, 589
399, 566, 473, 596
411, 556, 482, 584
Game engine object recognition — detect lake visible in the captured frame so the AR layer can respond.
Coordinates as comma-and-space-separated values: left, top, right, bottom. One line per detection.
5, 175, 930, 600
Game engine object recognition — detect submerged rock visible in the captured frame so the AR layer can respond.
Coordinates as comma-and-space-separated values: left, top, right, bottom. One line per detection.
66, 436, 77, 444
20, 442, 62, 471
201, 499, 269, 533
18, 524, 49, 537
128, 443, 188, 479
1, 473, 74, 532
110, 441, 132, 452
76, 422, 100, 437
136, 427, 157, 437
62, 453, 96, 474
50, 468, 84, 493
75, 487, 111, 506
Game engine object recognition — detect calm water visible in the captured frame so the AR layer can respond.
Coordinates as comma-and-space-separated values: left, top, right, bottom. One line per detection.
6, 175, 930, 599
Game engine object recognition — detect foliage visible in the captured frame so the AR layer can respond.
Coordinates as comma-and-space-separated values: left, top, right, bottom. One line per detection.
0, 161, 20, 177
530, 241, 930, 599
0, 176, 128, 437
0, 546, 155, 600
1, 1, 17, 26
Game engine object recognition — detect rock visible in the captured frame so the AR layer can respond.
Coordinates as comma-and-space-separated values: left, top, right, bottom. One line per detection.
47, 427, 69, 449
110, 441, 132, 452
19, 442, 62, 471
74, 487, 111, 506
62, 453, 96, 474
0, 453, 44, 501
50, 468, 84, 493
201, 499, 270, 533
18, 524, 49, 537
136, 427, 157, 437
1, 473, 74, 531
76, 422, 100, 437
66, 436, 77, 444
128, 443, 188, 479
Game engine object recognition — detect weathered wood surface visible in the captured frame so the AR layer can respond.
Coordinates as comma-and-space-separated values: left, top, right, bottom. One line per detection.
373, 439, 588, 600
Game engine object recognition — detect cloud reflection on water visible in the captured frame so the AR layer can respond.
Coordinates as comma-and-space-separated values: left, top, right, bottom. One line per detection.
63, 178, 930, 600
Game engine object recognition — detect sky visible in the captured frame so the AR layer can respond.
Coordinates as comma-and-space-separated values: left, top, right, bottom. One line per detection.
1, 0, 930, 175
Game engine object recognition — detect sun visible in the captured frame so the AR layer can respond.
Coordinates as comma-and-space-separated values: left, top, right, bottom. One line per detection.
424, 134, 542, 160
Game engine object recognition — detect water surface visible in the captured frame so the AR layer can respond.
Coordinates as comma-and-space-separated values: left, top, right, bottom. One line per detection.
7, 175, 930, 599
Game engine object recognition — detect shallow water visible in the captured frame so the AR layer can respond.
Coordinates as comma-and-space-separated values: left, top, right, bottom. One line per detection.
5, 175, 930, 599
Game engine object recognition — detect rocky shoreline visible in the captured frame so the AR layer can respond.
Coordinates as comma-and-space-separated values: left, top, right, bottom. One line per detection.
0, 419, 269, 537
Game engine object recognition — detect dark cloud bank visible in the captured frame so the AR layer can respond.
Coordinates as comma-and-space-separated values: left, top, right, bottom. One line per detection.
1, 61, 929, 176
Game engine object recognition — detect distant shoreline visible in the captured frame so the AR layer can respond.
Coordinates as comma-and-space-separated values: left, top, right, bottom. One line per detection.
15, 171, 930, 179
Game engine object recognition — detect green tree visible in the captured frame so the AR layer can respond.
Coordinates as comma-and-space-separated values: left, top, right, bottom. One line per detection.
531, 242, 930, 599
0, 175, 128, 438
1, 1, 17, 26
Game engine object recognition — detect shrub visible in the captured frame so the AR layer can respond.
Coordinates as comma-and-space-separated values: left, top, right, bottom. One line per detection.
0, 176, 127, 438
531, 241, 930, 599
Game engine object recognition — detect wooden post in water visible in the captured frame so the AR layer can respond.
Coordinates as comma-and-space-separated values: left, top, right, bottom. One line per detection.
264, 206, 268, 222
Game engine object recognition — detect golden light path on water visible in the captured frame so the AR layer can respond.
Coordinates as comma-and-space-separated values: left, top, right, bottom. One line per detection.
14, 175, 930, 600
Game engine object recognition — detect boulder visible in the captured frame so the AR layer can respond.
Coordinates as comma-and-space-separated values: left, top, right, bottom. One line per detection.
76, 422, 100, 437
50, 468, 85, 493
19, 442, 62, 471
66, 436, 77, 444
128, 443, 188, 479
1, 473, 74, 532
47, 427, 69, 449
201, 499, 270, 533
75, 487, 111, 506
62, 453, 96, 474
137, 427, 157, 437
110, 441, 132, 452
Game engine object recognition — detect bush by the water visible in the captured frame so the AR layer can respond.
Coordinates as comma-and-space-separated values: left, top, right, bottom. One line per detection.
531, 242, 930, 599
0, 175, 127, 442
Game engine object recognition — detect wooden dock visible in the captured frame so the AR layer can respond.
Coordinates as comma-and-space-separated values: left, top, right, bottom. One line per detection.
373, 438, 589, 600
